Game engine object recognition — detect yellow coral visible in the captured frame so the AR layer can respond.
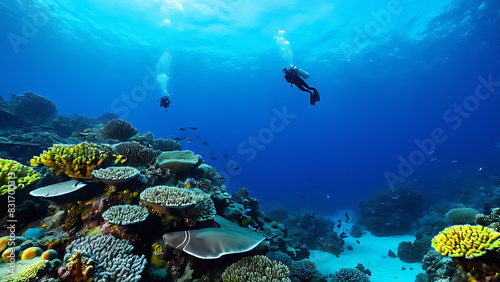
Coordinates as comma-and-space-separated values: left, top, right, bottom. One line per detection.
65, 201, 85, 231
30, 142, 109, 179
0, 237, 9, 253
21, 247, 42, 260
432, 225, 500, 259
12, 260, 48, 282
0, 158, 40, 195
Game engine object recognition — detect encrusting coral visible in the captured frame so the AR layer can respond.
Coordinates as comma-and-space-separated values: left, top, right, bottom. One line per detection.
11, 260, 49, 282
222, 255, 291, 282
432, 225, 500, 259
30, 142, 109, 178
0, 158, 41, 195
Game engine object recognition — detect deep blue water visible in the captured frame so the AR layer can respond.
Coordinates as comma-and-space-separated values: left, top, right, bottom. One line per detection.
2, 0, 500, 213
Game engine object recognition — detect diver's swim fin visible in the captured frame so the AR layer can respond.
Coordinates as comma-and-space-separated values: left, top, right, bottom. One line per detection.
314, 89, 320, 102
310, 93, 316, 105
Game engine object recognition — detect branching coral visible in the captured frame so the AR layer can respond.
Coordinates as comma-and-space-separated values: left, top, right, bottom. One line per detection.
432, 225, 500, 259
332, 268, 370, 282
30, 142, 109, 178
0, 158, 40, 195
290, 259, 320, 280
222, 255, 291, 282
99, 119, 138, 141
115, 141, 157, 166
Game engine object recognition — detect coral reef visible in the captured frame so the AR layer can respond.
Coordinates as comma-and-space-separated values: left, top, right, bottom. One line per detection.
114, 141, 157, 166
397, 241, 427, 263
221, 255, 291, 282
196, 164, 225, 186
13, 91, 57, 124
99, 119, 138, 141
152, 138, 181, 151
432, 225, 500, 259
63, 235, 147, 281
0, 158, 41, 195
155, 150, 202, 173
141, 186, 215, 221
97, 112, 119, 124
445, 208, 480, 225
422, 250, 466, 282
357, 188, 423, 236
30, 142, 109, 178
21, 247, 43, 260
332, 268, 370, 282
91, 166, 139, 185
12, 260, 49, 282
65, 201, 85, 231
289, 259, 320, 280
102, 204, 149, 225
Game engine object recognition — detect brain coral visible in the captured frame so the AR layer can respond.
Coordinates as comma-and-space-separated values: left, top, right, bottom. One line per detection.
0, 158, 41, 195
99, 119, 138, 141
114, 141, 157, 166
222, 255, 291, 282
432, 225, 500, 259
445, 208, 480, 225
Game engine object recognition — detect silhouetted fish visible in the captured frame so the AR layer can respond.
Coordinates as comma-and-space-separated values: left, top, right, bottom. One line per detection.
221, 154, 228, 158
336, 220, 341, 229
189, 127, 197, 130
345, 213, 350, 223
201, 141, 209, 145
172, 137, 182, 141
356, 240, 361, 245
210, 157, 217, 160
195, 136, 201, 139
307, 177, 312, 180
299, 195, 305, 198
178, 128, 186, 131
232, 166, 240, 170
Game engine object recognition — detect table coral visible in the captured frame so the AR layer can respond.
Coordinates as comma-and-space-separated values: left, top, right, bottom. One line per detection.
102, 204, 149, 225
432, 225, 500, 259
0, 158, 41, 195
30, 142, 108, 178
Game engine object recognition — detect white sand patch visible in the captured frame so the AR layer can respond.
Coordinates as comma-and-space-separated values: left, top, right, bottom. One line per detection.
308, 210, 425, 282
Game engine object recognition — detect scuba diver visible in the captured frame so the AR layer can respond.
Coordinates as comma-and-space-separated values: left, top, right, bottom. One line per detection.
158, 96, 171, 112
283, 66, 320, 105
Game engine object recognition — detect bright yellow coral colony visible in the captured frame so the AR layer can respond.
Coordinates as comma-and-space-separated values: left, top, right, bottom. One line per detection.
30, 143, 108, 179
432, 225, 500, 259
0, 158, 41, 195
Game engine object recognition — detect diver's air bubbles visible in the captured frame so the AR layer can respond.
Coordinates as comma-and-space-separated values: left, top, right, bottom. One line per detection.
162, 19, 172, 26
274, 30, 293, 65
156, 74, 170, 97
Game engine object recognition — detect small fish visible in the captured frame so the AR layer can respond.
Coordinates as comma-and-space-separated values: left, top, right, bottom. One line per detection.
428, 150, 435, 155
345, 212, 350, 223
195, 136, 201, 139
221, 154, 228, 158
172, 137, 182, 141
210, 156, 217, 160
402, 267, 406, 271
356, 240, 361, 245
307, 177, 312, 180
339, 231, 347, 238
337, 220, 341, 229
430, 157, 437, 161
201, 141, 209, 145
185, 138, 192, 141
178, 128, 186, 131
299, 195, 305, 198
113, 154, 126, 164
451, 160, 459, 163
490, 174, 500, 179
189, 127, 197, 130
232, 166, 240, 170
479, 167, 483, 171
326, 195, 330, 198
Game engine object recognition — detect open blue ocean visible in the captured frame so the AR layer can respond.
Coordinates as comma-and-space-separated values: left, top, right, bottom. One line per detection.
1, 0, 500, 281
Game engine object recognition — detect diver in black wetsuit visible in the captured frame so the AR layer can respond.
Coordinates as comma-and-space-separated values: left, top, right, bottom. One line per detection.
158, 96, 171, 112
283, 67, 320, 105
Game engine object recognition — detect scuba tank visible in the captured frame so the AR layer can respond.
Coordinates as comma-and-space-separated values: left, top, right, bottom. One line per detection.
291, 65, 310, 79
